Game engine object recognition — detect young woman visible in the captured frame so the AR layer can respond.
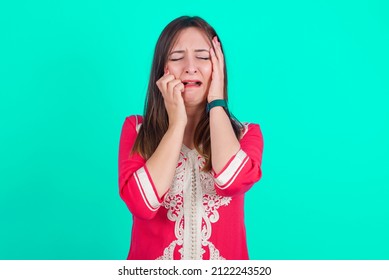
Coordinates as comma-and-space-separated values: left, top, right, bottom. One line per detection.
118, 16, 264, 260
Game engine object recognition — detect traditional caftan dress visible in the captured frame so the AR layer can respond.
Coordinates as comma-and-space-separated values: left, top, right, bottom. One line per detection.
118, 115, 264, 260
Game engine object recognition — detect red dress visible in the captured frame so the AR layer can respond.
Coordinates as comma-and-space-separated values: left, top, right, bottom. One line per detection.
118, 115, 264, 260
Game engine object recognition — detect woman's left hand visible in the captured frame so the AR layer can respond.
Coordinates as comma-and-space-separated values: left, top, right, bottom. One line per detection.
208, 36, 225, 103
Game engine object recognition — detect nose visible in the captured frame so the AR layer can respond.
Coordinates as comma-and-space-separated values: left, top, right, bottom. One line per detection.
185, 67, 197, 74
185, 57, 198, 74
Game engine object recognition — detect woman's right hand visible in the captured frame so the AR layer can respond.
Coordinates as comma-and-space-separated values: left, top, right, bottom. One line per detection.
156, 70, 187, 128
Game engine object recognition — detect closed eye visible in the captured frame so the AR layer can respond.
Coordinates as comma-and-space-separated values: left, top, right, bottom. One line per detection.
170, 57, 209, 61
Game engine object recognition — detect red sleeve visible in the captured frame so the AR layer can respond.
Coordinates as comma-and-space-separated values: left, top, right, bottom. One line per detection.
118, 115, 163, 220
212, 123, 264, 197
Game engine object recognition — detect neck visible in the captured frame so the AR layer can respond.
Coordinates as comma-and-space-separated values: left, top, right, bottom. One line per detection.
183, 104, 204, 149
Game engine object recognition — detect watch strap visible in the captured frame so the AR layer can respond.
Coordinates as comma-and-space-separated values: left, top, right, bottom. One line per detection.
206, 99, 227, 113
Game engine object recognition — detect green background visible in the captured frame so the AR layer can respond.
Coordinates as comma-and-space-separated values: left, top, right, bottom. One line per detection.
1, 0, 388, 259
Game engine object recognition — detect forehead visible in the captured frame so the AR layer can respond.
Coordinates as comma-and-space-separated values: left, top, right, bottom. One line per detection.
171, 27, 211, 50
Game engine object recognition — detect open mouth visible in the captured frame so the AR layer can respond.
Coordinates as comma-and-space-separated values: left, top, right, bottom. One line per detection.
182, 80, 202, 87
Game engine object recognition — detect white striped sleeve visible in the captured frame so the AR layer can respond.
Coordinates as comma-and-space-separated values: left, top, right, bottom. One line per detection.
213, 149, 249, 190
133, 166, 161, 211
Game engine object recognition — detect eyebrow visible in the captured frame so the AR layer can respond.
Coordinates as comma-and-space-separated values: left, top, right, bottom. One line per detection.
170, 49, 209, 55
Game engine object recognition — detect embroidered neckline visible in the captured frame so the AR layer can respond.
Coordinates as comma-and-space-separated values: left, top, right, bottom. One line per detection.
156, 149, 231, 260
181, 144, 197, 154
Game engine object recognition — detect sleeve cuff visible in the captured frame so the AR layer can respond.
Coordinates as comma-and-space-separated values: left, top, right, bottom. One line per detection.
133, 166, 162, 211
213, 149, 249, 190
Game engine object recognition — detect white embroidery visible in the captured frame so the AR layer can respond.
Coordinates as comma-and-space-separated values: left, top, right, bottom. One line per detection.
213, 122, 251, 189
157, 148, 231, 260
134, 167, 160, 211
214, 150, 248, 189
156, 240, 181, 260
132, 118, 250, 260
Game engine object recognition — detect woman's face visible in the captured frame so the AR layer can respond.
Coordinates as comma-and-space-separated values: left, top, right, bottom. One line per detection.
165, 27, 212, 107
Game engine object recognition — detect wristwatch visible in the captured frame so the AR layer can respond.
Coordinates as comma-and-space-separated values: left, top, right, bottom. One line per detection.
206, 99, 227, 113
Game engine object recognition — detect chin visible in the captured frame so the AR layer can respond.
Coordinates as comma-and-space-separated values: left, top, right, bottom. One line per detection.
182, 90, 207, 107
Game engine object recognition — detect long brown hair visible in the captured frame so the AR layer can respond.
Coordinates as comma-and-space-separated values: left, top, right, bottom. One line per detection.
132, 16, 243, 171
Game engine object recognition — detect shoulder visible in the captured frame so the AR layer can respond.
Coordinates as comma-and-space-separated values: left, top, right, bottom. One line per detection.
239, 121, 262, 140
123, 115, 143, 133
238, 121, 264, 154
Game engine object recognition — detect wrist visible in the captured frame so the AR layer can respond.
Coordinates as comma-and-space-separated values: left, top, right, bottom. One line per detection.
206, 99, 227, 113
168, 121, 186, 131
207, 94, 224, 103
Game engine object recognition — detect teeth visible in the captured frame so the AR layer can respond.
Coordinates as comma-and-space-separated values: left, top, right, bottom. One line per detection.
184, 81, 201, 85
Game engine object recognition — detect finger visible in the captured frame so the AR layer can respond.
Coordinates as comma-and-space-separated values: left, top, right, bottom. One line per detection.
210, 47, 217, 62
158, 69, 173, 84
173, 83, 185, 105
210, 41, 218, 60
173, 82, 184, 94
157, 74, 175, 93
212, 37, 224, 61
211, 40, 224, 74
159, 71, 174, 83
161, 74, 175, 85
210, 47, 222, 74
167, 79, 183, 96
